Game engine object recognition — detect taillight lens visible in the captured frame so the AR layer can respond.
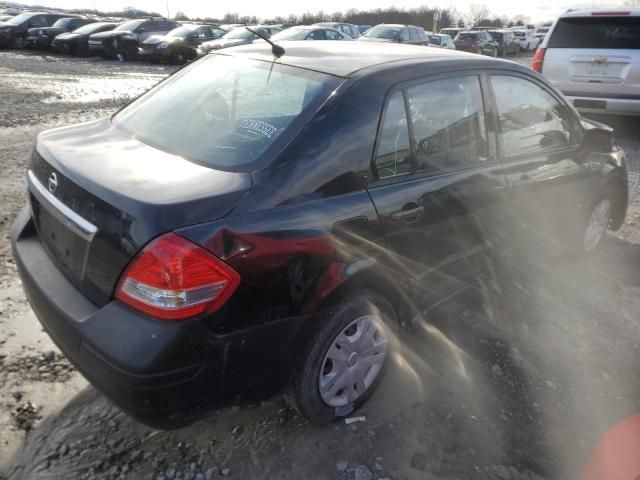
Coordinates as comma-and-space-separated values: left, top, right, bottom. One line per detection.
532, 47, 546, 73
115, 233, 240, 320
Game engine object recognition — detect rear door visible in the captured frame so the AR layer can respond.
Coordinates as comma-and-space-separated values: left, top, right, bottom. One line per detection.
367, 73, 508, 308
486, 72, 593, 245
542, 15, 640, 99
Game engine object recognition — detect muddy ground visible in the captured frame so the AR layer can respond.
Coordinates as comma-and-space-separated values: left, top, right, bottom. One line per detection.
1, 50, 640, 480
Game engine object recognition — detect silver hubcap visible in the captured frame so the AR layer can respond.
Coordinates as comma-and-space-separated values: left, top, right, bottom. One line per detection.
584, 198, 611, 252
319, 315, 388, 408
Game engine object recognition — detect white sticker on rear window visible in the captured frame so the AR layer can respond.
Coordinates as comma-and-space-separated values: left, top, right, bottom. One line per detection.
238, 119, 279, 139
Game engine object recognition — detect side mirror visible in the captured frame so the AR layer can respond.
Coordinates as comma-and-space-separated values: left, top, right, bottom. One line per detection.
581, 125, 614, 153
137, 27, 145, 33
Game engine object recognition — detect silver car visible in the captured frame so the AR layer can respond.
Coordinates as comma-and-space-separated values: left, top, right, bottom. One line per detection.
534, 9, 640, 116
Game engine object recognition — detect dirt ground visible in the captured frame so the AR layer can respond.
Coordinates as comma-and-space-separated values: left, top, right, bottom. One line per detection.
1, 50, 639, 480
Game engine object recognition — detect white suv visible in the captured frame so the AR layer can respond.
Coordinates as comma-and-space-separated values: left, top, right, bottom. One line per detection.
534, 9, 640, 116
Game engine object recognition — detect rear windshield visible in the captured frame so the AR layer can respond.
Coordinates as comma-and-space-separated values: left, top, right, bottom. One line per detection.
548, 17, 640, 49
490, 32, 503, 40
457, 33, 478, 40
365, 25, 401, 39
114, 54, 341, 172
73, 22, 111, 34
115, 20, 144, 32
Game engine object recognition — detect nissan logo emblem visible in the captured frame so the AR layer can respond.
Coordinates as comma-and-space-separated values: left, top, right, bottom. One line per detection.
48, 172, 58, 193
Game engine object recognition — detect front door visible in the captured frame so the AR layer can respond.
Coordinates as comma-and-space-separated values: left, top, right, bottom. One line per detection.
367, 74, 508, 312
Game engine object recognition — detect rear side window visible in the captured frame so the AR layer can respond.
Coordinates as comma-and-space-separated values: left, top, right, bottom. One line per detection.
115, 55, 340, 172
374, 91, 412, 178
410, 28, 419, 41
308, 30, 327, 40
548, 17, 640, 49
399, 29, 410, 41
491, 75, 572, 158
30, 15, 49, 27
408, 76, 488, 171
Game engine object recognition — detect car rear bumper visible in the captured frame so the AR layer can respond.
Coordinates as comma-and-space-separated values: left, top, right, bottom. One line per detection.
564, 93, 640, 117
88, 42, 107, 55
137, 47, 169, 61
26, 36, 50, 48
11, 207, 316, 427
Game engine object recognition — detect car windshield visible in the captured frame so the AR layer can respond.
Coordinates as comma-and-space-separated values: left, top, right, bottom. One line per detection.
114, 54, 341, 172
364, 25, 401, 39
4, 13, 34, 25
271, 28, 309, 41
549, 17, 640, 49
114, 20, 144, 32
490, 32, 503, 40
73, 22, 109, 34
167, 26, 195, 38
536, 27, 549, 33
428, 35, 442, 45
224, 27, 255, 39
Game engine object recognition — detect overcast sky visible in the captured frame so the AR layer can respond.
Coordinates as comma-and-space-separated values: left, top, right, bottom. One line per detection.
15, 0, 629, 23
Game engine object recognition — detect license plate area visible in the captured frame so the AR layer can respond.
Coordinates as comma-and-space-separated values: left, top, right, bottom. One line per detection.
30, 194, 92, 279
574, 99, 607, 110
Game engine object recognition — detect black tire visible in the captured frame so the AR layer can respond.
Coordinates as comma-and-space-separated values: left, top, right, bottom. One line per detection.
288, 290, 397, 424
170, 49, 189, 65
11, 35, 26, 50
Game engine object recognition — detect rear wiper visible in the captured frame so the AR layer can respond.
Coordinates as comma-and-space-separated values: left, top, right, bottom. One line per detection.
245, 27, 285, 58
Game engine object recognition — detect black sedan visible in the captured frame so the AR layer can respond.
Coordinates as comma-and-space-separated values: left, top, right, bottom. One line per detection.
12, 43, 628, 427
51, 22, 116, 55
138, 24, 226, 64
26, 17, 93, 50
0, 11, 68, 49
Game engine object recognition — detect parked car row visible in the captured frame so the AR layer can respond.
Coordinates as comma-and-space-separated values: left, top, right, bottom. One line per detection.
1, 11, 538, 65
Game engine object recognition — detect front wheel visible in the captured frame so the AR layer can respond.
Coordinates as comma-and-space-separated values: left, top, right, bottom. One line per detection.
11, 35, 26, 49
288, 290, 396, 423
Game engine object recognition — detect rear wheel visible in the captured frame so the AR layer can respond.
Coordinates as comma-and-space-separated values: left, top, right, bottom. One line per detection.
288, 290, 396, 423
582, 194, 612, 253
170, 49, 188, 65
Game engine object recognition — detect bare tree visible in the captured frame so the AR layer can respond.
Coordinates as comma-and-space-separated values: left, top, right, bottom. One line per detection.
466, 3, 490, 27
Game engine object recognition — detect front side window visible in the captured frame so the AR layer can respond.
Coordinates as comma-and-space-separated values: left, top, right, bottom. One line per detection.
307, 29, 326, 40
408, 76, 488, 171
399, 29, 411, 42
115, 54, 341, 172
374, 91, 412, 178
491, 75, 572, 158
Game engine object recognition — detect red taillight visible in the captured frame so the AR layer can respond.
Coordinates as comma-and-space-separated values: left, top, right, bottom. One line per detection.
115, 233, 240, 320
532, 47, 546, 73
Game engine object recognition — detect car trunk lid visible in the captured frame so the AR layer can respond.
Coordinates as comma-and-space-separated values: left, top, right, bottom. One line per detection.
29, 118, 252, 307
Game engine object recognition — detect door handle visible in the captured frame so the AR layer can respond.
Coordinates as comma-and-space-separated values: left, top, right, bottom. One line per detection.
390, 206, 424, 222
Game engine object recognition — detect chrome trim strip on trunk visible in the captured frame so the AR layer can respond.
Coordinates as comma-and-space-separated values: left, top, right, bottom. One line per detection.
27, 169, 98, 241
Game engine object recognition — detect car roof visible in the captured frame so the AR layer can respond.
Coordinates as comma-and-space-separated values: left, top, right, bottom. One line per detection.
221, 41, 510, 77
560, 8, 640, 17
